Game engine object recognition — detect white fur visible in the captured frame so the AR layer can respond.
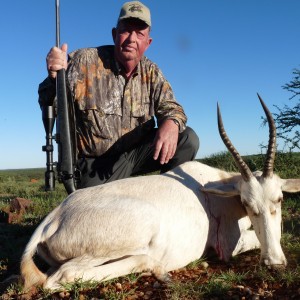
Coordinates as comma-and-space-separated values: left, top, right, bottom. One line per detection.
21, 161, 300, 290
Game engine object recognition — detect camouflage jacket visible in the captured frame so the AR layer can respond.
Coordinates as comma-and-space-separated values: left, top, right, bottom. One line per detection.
38, 45, 187, 158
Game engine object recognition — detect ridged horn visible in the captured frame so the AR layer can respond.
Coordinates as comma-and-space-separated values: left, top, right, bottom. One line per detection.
257, 94, 276, 178
217, 103, 253, 182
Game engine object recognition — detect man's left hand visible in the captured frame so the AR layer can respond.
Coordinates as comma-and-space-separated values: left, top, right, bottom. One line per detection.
153, 119, 179, 165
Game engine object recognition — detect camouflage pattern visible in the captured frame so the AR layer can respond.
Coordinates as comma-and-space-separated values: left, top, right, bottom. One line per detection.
118, 1, 151, 27
38, 45, 187, 158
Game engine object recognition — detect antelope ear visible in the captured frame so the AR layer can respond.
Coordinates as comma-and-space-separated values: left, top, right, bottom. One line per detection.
282, 179, 300, 193
201, 183, 240, 197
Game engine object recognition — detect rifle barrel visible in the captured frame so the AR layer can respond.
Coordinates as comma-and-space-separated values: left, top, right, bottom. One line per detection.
55, 0, 60, 47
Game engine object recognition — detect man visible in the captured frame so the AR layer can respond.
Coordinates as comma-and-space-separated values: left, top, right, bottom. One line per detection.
39, 1, 199, 188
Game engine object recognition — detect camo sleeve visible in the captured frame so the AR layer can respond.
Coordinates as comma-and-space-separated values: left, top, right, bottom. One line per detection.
150, 64, 187, 132
38, 77, 57, 108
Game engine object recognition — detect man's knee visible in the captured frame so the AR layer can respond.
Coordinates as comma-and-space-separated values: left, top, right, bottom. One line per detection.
178, 126, 200, 159
162, 127, 199, 172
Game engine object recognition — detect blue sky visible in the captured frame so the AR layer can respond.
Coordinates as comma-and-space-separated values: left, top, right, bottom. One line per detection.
0, 0, 299, 170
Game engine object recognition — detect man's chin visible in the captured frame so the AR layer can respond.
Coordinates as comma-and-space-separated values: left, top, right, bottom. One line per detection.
120, 54, 137, 61
123, 50, 135, 56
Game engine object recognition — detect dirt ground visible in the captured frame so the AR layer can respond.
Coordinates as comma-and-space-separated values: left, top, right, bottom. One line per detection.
1, 251, 299, 299
0, 198, 300, 299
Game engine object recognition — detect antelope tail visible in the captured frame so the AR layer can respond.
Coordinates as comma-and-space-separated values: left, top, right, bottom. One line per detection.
21, 206, 59, 290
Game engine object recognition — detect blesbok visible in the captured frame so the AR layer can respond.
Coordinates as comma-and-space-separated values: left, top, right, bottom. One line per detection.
21, 95, 300, 291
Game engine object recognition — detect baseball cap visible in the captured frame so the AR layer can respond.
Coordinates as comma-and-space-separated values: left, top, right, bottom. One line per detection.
118, 1, 151, 27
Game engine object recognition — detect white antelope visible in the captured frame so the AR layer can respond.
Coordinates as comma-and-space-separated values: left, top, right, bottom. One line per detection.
21, 95, 300, 291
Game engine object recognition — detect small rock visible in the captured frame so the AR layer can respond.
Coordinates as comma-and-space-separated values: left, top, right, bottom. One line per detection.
200, 261, 209, 269
143, 294, 153, 300
145, 290, 153, 296
244, 287, 253, 295
244, 256, 252, 262
127, 295, 139, 300
115, 282, 122, 291
10, 197, 32, 213
258, 287, 265, 295
153, 281, 161, 288
100, 286, 108, 294
58, 291, 70, 298
236, 285, 245, 290
0, 197, 33, 224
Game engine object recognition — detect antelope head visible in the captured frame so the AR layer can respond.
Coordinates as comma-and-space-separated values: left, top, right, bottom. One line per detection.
208, 94, 300, 269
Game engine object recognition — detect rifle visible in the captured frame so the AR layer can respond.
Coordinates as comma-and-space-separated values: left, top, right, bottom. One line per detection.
42, 0, 78, 194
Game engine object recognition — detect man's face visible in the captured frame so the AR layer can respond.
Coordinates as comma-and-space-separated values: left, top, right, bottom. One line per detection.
113, 19, 152, 67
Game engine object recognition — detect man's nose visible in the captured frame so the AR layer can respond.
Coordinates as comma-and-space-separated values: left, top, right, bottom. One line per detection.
127, 31, 137, 42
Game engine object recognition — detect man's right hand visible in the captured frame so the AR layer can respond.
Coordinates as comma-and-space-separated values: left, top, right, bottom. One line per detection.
46, 43, 68, 79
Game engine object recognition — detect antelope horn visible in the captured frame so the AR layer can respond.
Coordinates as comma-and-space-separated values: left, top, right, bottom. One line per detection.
257, 94, 276, 178
217, 103, 253, 182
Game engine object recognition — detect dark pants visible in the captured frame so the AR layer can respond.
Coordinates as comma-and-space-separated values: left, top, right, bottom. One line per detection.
76, 126, 199, 189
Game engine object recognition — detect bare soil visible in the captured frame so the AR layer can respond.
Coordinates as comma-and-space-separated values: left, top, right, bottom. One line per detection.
1, 251, 299, 299
1, 197, 300, 299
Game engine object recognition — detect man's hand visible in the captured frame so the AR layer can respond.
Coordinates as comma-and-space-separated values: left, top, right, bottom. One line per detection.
46, 43, 68, 79
153, 119, 179, 165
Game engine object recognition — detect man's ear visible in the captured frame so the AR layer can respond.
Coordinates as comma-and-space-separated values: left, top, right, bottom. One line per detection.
144, 37, 152, 52
112, 27, 117, 43
147, 37, 153, 47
